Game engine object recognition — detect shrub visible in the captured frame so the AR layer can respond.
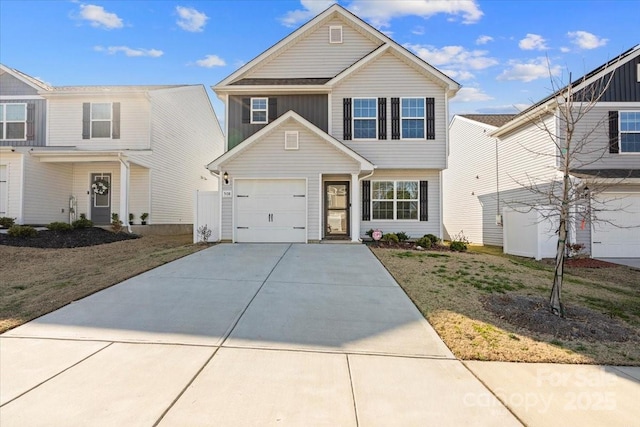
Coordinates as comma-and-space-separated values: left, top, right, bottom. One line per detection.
449, 230, 469, 252
47, 221, 72, 232
8, 225, 38, 237
416, 234, 440, 249
111, 213, 124, 233
72, 217, 93, 229
382, 233, 399, 244
396, 231, 409, 242
0, 217, 15, 228
424, 234, 440, 246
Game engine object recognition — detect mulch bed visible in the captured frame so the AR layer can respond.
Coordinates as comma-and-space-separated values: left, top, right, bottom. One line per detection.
0, 227, 139, 249
482, 294, 638, 343
563, 257, 618, 268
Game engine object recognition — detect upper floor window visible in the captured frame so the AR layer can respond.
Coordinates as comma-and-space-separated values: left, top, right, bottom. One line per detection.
353, 98, 377, 139
620, 111, 640, 153
401, 98, 425, 139
91, 103, 112, 138
0, 103, 27, 140
371, 180, 419, 220
251, 98, 268, 124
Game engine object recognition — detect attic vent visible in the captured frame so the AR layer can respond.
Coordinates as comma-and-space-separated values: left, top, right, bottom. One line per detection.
285, 131, 299, 150
329, 26, 343, 44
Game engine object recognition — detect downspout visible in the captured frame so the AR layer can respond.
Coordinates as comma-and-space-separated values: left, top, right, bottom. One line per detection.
356, 168, 376, 242
118, 153, 132, 233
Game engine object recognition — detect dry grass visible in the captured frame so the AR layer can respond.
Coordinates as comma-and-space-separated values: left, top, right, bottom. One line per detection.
372, 247, 640, 365
0, 235, 208, 333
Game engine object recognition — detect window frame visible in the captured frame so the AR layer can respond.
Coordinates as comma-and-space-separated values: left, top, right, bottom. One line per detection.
400, 97, 425, 140
371, 180, 420, 221
90, 102, 112, 139
250, 97, 268, 124
352, 97, 378, 140
0, 103, 27, 141
619, 111, 640, 154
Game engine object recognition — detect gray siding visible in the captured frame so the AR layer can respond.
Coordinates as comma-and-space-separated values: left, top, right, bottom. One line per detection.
575, 54, 640, 102
228, 94, 328, 149
0, 72, 39, 96
0, 99, 46, 147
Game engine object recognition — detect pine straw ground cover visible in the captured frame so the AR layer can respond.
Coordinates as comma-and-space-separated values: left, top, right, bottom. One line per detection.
0, 234, 207, 333
372, 246, 640, 365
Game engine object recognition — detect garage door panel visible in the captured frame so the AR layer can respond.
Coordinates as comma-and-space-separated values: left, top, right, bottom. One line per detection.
592, 193, 640, 258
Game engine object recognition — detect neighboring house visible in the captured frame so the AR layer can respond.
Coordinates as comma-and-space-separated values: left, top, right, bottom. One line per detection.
0, 64, 224, 230
206, 4, 460, 243
444, 45, 640, 258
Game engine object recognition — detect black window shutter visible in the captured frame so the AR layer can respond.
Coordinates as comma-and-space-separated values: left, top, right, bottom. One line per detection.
426, 97, 435, 140
608, 111, 619, 153
112, 102, 121, 139
391, 97, 400, 139
268, 98, 277, 122
419, 181, 428, 221
362, 180, 371, 221
378, 97, 386, 140
241, 98, 250, 124
26, 103, 35, 141
82, 103, 91, 139
343, 98, 352, 140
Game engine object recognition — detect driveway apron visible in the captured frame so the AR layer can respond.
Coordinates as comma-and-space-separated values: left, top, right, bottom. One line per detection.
1, 244, 520, 426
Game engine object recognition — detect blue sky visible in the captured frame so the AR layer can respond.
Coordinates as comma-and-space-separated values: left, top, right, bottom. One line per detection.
1, 0, 638, 123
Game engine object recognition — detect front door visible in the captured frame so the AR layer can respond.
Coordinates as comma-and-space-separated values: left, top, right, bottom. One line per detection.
325, 181, 349, 239
90, 173, 111, 225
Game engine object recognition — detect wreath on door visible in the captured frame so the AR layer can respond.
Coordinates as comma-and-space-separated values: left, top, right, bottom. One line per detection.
92, 178, 110, 195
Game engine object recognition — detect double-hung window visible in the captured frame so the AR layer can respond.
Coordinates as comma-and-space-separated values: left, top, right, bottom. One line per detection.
620, 111, 640, 153
91, 103, 112, 138
401, 98, 425, 139
353, 98, 377, 139
0, 103, 27, 140
251, 98, 268, 124
372, 181, 419, 220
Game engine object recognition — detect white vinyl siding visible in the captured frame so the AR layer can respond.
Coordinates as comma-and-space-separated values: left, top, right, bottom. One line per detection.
219, 119, 361, 241
332, 51, 447, 168
0, 165, 7, 215
22, 154, 73, 224
71, 163, 120, 222
0, 152, 24, 223
128, 164, 150, 224
249, 17, 380, 79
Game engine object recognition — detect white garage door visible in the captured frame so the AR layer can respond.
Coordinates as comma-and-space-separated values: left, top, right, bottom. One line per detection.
592, 193, 640, 258
235, 179, 307, 243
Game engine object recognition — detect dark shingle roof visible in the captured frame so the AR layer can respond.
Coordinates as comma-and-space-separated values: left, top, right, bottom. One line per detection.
231, 78, 332, 86
571, 169, 640, 179
460, 114, 516, 128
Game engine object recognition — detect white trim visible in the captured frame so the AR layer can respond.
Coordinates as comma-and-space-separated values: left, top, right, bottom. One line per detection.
284, 131, 299, 150
352, 97, 378, 140
329, 25, 343, 44
0, 164, 8, 216
250, 97, 268, 124
370, 179, 420, 221
223, 93, 229, 152
619, 110, 640, 154
327, 93, 333, 136
0, 103, 27, 141
90, 102, 113, 139
0, 95, 44, 100
351, 173, 360, 242
318, 173, 322, 241
439, 170, 443, 239
400, 97, 426, 140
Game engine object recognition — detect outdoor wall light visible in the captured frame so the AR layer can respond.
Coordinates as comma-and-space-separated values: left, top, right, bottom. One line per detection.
223, 171, 229, 185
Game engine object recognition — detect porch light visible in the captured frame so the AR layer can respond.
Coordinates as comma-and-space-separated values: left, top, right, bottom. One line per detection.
223, 171, 229, 185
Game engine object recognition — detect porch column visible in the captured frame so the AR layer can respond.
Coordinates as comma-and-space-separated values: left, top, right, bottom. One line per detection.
351, 173, 360, 242
119, 159, 130, 232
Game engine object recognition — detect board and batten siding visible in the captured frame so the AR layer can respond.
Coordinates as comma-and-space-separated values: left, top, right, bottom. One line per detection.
443, 116, 502, 245
249, 17, 381, 79
142, 86, 223, 224
71, 163, 121, 222
0, 99, 47, 147
361, 169, 441, 239
47, 94, 150, 150
219, 119, 361, 241
331, 51, 448, 169
227, 94, 328, 149
22, 153, 73, 224
0, 151, 24, 222
575, 54, 640, 103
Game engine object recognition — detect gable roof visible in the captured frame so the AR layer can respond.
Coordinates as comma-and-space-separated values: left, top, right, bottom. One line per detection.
207, 110, 375, 172
0, 64, 52, 92
214, 4, 459, 95
492, 44, 640, 137
459, 114, 516, 128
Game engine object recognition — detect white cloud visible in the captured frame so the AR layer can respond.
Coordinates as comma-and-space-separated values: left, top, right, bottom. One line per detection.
451, 87, 493, 102
441, 69, 475, 81
497, 57, 561, 82
405, 44, 498, 70
79, 4, 123, 29
476, 35, 493, 45
519, 33, 548, 51
412, 26, 425, 36
281, 0, 483, 28
176, 6, 208, 32
560, 46, 571, 53
195, 55, 226, 68
94, 46, 163, 57
567, 31, 607, 49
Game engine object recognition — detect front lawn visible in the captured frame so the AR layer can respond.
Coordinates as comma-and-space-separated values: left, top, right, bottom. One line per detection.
372, 246, 640, 365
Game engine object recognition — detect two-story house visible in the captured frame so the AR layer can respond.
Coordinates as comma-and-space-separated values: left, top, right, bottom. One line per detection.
0, 64, 224, 231
444, 45, 640, 258
206, 4, 459, 243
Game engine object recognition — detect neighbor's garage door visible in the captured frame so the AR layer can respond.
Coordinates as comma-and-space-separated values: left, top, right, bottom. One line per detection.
592, 193, 640, 258
235, 179, 307, 243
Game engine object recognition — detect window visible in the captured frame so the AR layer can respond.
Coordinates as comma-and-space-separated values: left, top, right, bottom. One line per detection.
251, 98, 268, 124
353, 98, 377, 139
91, 103, 112, 138
0, 103, 27, 140
401, 98, 425, 139
372, 181, 419, 220
620, 111, 640, 153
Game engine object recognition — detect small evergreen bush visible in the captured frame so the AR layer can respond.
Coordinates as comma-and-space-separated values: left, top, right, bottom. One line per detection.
396, 231, 409, 242
8, 225, 38, 237
47, 221, 73, 232
382, 233, 399, 243
0, 217, 16, 228
72, 217, 93, 229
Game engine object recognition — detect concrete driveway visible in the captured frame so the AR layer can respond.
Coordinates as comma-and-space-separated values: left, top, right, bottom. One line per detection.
1, 243, 521, 426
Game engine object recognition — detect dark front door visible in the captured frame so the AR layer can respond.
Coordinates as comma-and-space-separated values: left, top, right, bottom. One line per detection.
325, 181, 349, 239
90, 173, 111, 225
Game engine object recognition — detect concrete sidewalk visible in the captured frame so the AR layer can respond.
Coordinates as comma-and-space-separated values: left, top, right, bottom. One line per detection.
1, 244, 638, 426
